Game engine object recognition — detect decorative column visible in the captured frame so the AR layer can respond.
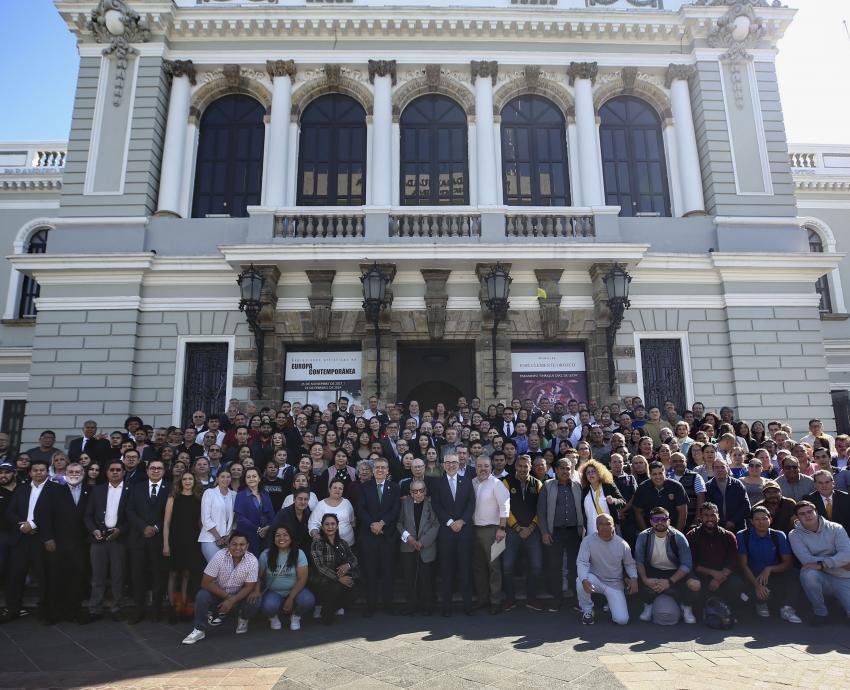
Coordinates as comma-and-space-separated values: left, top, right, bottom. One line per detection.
265, 60, 296, 209
471, 61, 498, 206
157, 60, 196, 217
421, 269, 451, 340
567, 62, 603, 207
368, 60, 396, 207
666, 64, 706, 216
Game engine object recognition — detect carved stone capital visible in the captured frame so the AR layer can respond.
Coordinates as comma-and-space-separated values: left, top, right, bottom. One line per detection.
163, 59, 197, 86
306, 269, 335, 343
470, 60, 498, 85
421, 269, 451, 340
324, 64, 342, 87
425, 64, 442, 88
665, 63, 695, 88
621, 66, 638, 91
567, 61, 598, 86
368, 59, 397, 86
267, 59, 296, 82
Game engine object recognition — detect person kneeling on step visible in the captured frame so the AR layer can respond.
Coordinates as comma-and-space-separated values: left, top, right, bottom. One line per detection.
635, 506, 700, 624
576, 514, 638, 625
182, 531, 259, 644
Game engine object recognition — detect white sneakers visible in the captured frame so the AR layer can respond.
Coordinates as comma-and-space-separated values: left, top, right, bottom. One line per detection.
639, 603, 653, 622
335, 608, 345, 616
681, 605, 696, 625
290, 614, 301, 631
269, 615, 282, 630
182, 628, 206, 645
235, 618, 249, 634
780, 606, 802, 624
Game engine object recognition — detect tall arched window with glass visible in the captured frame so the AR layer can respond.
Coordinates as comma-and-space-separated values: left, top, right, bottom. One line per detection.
192, 95, 266, 218
18, 228, 48, 319
400, 95, 469, 205
500, 95, 570, 206
808, 227, 832, 313
599, 96, 671, 217
297, 94, 367, 205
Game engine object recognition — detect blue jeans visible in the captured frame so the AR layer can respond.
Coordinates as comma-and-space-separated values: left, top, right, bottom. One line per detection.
800, 569, 850, 617
193, 588, 260, 631
502, 528, 543, 601
259, 588, 315, 618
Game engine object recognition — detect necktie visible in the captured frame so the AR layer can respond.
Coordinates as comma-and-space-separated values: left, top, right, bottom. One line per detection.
150, 483, 157, 499
826, 496, 833, 520
450, 476, 456, 500
593, 485, 604, 515
378, 483, 383, 503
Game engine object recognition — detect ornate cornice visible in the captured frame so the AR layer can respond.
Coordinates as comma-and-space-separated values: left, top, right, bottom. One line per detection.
567, 62, 598, 86
707, 2, 765, 109
163, 59, 197, 86
368, 60, 397, 86
665, 63, 695, 88
266, 59, 297, 82
87, 1, 150, 107
470, 60, 498, 86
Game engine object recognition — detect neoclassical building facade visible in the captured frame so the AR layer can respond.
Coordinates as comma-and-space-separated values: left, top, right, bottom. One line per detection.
1, 0, 848, 447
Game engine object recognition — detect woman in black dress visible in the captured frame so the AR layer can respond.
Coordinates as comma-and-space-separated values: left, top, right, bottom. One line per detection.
163, 471, 203, 622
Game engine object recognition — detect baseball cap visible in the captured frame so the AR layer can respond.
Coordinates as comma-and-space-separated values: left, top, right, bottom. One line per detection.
763, 480, 781, 492
0, 461, 15, 471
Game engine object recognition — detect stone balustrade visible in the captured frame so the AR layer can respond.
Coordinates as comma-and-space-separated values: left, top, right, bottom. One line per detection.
505, 209, 595, 238
390, 209, 481, 238
273, 209, 366, 238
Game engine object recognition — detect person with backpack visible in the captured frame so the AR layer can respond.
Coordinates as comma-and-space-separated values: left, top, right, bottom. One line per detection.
736, 505, 802, 623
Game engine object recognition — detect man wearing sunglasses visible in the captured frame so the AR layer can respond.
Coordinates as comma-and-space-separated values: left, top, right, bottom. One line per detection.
635, 506, 699, 624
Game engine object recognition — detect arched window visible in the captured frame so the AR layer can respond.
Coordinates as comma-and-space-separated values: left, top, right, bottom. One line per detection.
18, 228, 48, 319
808, 227, 833, 313
599, 96, 670, 217
297, 94, 367, 206
400, 95, 468, 205
500, 96, 570, 206
192, 95, 265, 218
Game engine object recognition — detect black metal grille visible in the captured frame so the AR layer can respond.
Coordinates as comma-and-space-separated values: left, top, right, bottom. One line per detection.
640, 339, 686, 414
181, 343, 228, 429
18, 228, 48, 319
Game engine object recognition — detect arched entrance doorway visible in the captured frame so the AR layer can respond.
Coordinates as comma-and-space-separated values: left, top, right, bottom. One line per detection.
396, 342, 476, 410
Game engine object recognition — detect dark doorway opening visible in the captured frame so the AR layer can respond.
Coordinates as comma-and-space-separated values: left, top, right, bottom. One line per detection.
397, 342, 476, 410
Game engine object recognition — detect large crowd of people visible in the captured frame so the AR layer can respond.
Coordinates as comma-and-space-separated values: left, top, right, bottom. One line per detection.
0, 394, 849, 645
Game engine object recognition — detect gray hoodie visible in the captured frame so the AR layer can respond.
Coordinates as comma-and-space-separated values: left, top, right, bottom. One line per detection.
789, 516, 850, 578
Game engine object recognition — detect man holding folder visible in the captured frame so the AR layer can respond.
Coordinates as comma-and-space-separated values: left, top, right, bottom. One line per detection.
472, 456, 510, 614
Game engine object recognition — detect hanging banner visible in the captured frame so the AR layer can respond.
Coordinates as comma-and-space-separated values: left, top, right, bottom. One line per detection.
511, 344, 588, 405
283, 350, 362, 408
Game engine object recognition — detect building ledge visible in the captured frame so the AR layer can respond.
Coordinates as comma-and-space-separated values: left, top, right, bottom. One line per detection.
1, 318, 35, 327
821, 312, 850, 321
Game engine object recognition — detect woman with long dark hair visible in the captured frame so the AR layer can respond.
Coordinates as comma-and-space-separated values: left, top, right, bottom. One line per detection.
163, 471, 203, 622
234, 468, 275, 557
310, 514, 358, 624
249, 525, 315, 632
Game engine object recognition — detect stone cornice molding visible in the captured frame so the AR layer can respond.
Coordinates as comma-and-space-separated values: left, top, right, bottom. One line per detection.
665, 63, 695, 88
88, 0, 151, 106
267, 59, 297, 82
470, 60, 498, 86
368, 59, 397, 86
163, 59, 197, 85
567, 62, 598, 86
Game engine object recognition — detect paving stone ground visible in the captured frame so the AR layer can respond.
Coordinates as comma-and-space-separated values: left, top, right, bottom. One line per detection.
1, 607, 848, 689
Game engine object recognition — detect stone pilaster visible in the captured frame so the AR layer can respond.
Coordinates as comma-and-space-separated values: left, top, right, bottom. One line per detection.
589, 263, 618, 404
534, 268, 563, 340
306, 270, 335, 343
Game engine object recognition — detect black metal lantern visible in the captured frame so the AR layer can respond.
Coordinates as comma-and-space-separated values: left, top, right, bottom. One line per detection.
361, 264, 391, 397
603, 264, 632, 395
237, 265, 266, 397
481, 263, 512, 398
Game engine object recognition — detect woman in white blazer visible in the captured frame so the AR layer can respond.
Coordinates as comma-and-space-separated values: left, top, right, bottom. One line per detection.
198, 469, 237, 561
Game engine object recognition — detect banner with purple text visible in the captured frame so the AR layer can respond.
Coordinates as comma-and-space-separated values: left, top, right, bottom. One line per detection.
284, 350, 362, 409
510, 344, 588, 406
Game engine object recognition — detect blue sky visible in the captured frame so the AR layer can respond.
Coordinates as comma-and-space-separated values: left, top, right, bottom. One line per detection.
1, 0, 848, 144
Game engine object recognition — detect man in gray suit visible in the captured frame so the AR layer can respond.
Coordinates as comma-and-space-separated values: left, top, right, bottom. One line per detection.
397, 480, 439, 615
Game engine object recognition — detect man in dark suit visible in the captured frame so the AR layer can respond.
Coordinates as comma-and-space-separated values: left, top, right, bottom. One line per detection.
431, 452, 476, 616
122, 449, 147, 486
499, 408, 516, 439
357, 458, 401, 616
283, 415, 308, 462
807, 469, 850, 535
126, 459, 170, 623
84, 460, 130, 621
68, 420, 110, 466
37, 463, 90, 623
1, 459, 51, 623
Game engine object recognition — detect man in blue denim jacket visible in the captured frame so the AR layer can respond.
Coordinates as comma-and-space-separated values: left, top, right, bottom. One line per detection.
634, 506, 700, 624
